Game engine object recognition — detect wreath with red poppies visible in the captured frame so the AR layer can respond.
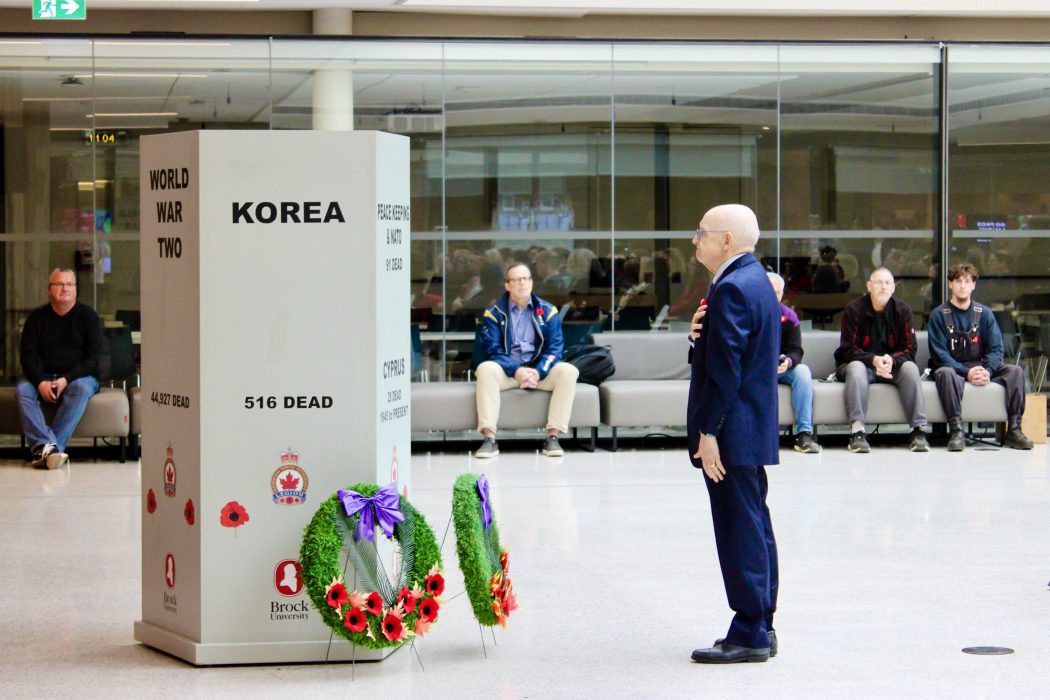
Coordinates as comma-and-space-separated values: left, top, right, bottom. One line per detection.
300, 482, 444, 649
452, 473, 517, 627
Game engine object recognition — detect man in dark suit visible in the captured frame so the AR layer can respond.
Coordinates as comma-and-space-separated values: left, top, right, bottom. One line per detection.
687, 204, 782, 665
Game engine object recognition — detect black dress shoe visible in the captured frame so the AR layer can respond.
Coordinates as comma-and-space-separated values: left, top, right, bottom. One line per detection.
714, 630, 777, 657
691, 644, 769, 664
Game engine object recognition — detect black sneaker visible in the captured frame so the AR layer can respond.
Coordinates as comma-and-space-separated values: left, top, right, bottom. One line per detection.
793, 432, 821, 454
847, 431, 870, 453
908, 427, 930, 452
947, 428, 966, 452
541, 435, 564, 457
1002, 426, 1034, 450
474, 437, 499, 459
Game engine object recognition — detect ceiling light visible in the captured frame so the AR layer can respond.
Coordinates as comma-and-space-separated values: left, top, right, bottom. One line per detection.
94, 41, 233, 46
50, 125, 161, 131
24, 95, 194, 102
74, 73, 208, 79
89, 112, 178, 117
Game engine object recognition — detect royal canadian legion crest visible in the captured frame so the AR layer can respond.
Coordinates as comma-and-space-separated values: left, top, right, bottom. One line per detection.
271, 449, 308, 505
163, 444, 177, 498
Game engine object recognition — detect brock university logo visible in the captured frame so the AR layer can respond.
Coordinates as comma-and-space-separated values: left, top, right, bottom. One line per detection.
271, 449, 308, 505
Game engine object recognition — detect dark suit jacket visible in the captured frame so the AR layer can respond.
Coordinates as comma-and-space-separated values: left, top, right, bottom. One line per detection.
687, 253, 781, 468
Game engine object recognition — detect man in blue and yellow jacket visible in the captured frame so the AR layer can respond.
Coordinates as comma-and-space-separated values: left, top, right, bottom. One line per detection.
474, 262, 579, 459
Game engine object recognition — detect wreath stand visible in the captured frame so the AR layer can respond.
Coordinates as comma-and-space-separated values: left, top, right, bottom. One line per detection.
322, 538, 427, 677
439, 513, 500, 659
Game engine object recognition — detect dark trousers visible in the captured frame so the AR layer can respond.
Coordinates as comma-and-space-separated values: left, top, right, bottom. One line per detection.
704, 463, 778, 650
933, 364, 1026, 420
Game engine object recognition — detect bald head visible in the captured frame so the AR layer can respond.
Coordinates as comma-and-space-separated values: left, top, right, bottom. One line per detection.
700, 204, 760, 250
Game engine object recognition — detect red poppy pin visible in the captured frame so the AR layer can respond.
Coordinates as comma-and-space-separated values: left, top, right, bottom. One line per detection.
220, 500, 250, 529
535, 308, 544, 316
184, 498, 195, 526
146, 488, 157, 514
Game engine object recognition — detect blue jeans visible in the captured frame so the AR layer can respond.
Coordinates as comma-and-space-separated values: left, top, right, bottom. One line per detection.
15, 376, 99, 453
777, 364, 814, 434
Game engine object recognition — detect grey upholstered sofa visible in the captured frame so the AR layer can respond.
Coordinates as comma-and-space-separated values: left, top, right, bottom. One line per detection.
594, 329, 1009, 449
410, 378, 601, 449
0, 385, 131, 462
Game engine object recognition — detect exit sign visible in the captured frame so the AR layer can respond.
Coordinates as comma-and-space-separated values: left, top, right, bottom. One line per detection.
33, 0, 86, 20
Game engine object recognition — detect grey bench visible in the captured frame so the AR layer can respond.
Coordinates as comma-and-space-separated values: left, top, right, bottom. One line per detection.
411, 380, 601, 450
0, 385, 131, 462
797, 330, 1007, 426
594, 329, 1009, 449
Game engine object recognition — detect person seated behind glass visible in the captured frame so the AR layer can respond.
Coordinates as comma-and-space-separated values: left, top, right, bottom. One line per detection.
927, 262, 1032, 452
473, 262, 579, 459
834, 267, 929, 454
811, 244, 849, 293
16, 268, 102, 469
766, 273, 820, 453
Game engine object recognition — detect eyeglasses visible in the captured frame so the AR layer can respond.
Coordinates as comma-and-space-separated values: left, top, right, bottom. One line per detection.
694, 228, 730, 242
49, 282, 76, 289
506, 276, 532, 284
868, 279, 895, 287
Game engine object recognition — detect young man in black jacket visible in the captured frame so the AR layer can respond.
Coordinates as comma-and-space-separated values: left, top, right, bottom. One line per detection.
927, 263, 1032, 451
834, 267, 928, 453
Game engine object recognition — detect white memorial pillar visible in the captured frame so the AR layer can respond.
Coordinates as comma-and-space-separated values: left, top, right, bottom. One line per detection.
134, 130, 411, 665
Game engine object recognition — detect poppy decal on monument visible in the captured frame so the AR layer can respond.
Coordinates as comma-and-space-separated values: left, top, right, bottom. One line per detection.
184, 498, 195, 526
163, 443, 177, 498
271, 449, 308, 505
146, 488, 157, 514
220, 500, 250, 529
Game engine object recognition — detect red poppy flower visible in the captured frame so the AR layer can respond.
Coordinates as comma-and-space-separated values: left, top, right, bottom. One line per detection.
535, 308, 544, 316
184, 499, 195, 526
500, 550, 510, 573
146, 489, 157, 514
344, 607, 367, 633
381, 612, 405, 642
326, 580, 348, 610
418, 596, 439, 622
219, 501, 249, 528
365, 591, 383, 616
397, 586, 416, 614
425, 572, 445, 597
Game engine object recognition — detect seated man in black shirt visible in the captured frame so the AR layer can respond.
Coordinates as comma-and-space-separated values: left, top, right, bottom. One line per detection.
834, 267, 929, 453
16, 268, 102, 469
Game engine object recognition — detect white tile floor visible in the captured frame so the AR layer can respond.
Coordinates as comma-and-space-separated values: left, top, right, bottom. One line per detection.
2, 441, 1048, 699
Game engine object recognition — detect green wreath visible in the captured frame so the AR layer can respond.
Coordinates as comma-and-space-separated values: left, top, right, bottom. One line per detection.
300, 482, 444, 648
452, 473, 518, 627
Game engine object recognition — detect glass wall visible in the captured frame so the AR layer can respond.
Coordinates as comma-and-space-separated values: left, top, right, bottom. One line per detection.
778, 46, 941, 328
611, 44, 779, 331
948, 45, 1050, 392
1, 37, 1047, 394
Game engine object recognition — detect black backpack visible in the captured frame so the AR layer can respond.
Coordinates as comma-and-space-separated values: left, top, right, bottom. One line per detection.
563, 345, 616, 386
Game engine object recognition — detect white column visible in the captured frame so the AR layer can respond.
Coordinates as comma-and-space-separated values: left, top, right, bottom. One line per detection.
311, 9, 354, 131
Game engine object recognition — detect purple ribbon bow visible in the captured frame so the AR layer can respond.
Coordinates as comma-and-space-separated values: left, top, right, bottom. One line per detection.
475, 475, 492, 529
337, 482, 405, 542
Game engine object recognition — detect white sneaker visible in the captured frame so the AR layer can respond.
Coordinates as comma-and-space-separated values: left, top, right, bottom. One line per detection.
46, 452, 69, 470
30, 443, 56, 469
